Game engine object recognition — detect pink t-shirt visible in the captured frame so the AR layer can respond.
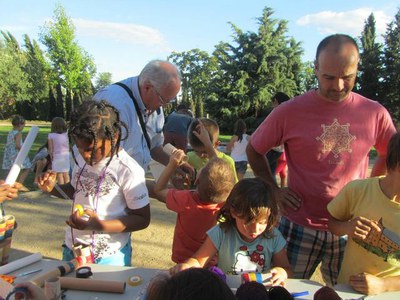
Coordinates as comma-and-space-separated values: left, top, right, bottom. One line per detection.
251, 90, 396, 230
48, 132, 69, 155
166, 189, 223, 263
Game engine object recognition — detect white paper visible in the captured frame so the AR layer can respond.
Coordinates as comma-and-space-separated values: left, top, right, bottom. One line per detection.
0, 252, 42, 274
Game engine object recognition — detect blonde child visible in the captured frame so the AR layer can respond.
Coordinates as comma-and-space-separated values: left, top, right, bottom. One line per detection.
38, 100, 150, 266
153, 149, 235, 263
2, 115, 31, 191
48, 117, 70, 185
226, 119, 250, 180
187, 118, 238, 183
170, 177, 292, 286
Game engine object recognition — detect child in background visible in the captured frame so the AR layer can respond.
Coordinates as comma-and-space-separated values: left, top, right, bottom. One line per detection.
153, 148, 235, 263
31, 142, 51, 185
327, 131, 400, 295
37, 100, 150, 266
170, 178, 291, 286
187, 118, 238, 183
2, 115, 31, 191
226, 119, 250, 180
48, 117, 70, 185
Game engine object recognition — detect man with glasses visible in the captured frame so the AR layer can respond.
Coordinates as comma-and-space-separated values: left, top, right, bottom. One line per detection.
94, 60, 181, 171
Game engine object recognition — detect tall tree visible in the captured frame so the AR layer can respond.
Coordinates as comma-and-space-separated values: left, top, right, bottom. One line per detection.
358, 13, 382, 101
208, 7, 303, 131
0, 31, 29, 118
382, 8, 400, 122
40, 3, 95, 119
168, 49, 217, 117
94, 72, 113, 92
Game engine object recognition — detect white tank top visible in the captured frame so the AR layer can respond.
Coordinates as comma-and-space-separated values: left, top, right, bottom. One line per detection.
230, 134, 249, 162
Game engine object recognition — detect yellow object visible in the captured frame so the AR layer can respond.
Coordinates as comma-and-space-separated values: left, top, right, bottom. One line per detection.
127, 275, 142, 286
74, 205, 84, 216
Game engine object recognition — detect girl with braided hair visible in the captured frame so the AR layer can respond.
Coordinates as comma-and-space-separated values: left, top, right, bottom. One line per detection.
37, 100, 150, 266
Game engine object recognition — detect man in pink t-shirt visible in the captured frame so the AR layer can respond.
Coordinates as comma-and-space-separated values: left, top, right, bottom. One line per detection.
247, 34, 396, 285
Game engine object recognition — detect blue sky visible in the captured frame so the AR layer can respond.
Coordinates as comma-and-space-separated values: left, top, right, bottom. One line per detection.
0, 0, 398, 81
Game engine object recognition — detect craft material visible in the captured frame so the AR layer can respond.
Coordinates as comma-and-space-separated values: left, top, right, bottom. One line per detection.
0, 253, 42, 275
74, 204, 84, 217
291, 291, 310, 298
59, 277, 126, 294
127, 275, 142, 286
44, 277, 61, 300
0, 268, 42, 284
241, 272, 272, 285
0, 220, 6, 242
163, 143, 188, 162
30, 258, 80, 287
3, 286, 26, 300
76, 266, 92, 278
53, 184, 71, 200
4, 216, 15, 238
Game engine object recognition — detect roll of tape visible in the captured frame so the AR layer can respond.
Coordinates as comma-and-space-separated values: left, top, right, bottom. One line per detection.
76, 266, 93, 278
74, 204, 84, 216
127, 275, 142, 286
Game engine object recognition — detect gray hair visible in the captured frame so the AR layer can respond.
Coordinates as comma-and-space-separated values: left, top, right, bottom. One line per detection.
138, 60, 182, 90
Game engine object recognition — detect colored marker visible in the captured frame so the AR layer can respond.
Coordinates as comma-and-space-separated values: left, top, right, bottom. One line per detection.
291, 291, 309, 298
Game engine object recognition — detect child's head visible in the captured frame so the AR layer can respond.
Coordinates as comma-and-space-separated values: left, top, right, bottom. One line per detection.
11, 115, 25, 129
196, 157, 235, 204
51, 117, 67, 133
234, 119, 247, 141
386, 132, 400, 172
218, 178, 279, 241
146, 268, 236, 300
69, 100, 128, 166
188, 118, 219, 158
272, 92, 290, 108
236, 281, 270, 300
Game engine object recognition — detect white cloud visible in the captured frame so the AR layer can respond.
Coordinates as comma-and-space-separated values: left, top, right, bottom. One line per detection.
72, 18, 172, 53
296, 8, 391, 37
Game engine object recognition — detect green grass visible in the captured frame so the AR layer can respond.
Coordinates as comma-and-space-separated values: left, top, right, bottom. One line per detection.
0, 122, 51, 190
219, 135, 232, 144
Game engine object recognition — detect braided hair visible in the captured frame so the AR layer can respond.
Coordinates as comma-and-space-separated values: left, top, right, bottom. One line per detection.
69, 100, 128, 167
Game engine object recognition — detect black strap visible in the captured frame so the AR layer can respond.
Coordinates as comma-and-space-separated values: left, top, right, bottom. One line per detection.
113, 82, 151, 149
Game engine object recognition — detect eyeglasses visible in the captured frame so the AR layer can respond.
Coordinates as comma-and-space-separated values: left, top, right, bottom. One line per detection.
152, 87, 167, 106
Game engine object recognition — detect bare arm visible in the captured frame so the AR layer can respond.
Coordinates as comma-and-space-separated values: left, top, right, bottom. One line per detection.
246, 142, 276, 187
150, 145, 170, 166
153, 150, 186, 203
350, 273, 400, 295
48, 138, 54, 161
270, 248, 291, 286
193, 120, 217, 158
169, 236, 218, 275
226, 135, 238, 153
328, 216, 381, 239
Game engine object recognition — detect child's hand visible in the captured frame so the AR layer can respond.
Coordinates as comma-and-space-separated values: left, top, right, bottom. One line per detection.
37, 171, 57, 193
169, 263, 192, 276
269, 267, 288, 286
0, 181, 21, 202
169, 149, 186, 166
346, 216, 381, 240
193, 121, 214, 149
66, 208, 103, 231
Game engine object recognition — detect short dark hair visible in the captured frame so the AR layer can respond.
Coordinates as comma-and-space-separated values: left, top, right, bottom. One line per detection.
315, 34, 359, 62
386, 132, 400, 172
272, 92, 290, 105
11, 115, 25, 126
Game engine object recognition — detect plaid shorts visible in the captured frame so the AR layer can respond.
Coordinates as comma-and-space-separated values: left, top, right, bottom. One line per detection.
278, 216, 347, 286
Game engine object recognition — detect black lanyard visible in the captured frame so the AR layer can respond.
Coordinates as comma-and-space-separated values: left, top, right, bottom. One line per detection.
113, 82, 151, 150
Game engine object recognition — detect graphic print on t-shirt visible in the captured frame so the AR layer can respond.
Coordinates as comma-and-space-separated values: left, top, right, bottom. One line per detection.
232, 244, 266, 274
316, 118, 356, 158
354, 218, 400, 266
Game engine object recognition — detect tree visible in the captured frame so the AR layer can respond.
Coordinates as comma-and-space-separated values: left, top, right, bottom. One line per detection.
40, 3, 96, 119
358, 14, 382, 101
207, 7, 303, 131
168, 49, 217, 117
382, 8, 400, 122
0, 31, 30, 118
94, 72, 113, 92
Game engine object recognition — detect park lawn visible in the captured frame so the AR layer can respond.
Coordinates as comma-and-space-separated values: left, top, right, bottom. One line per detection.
0, 123, 51, 190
